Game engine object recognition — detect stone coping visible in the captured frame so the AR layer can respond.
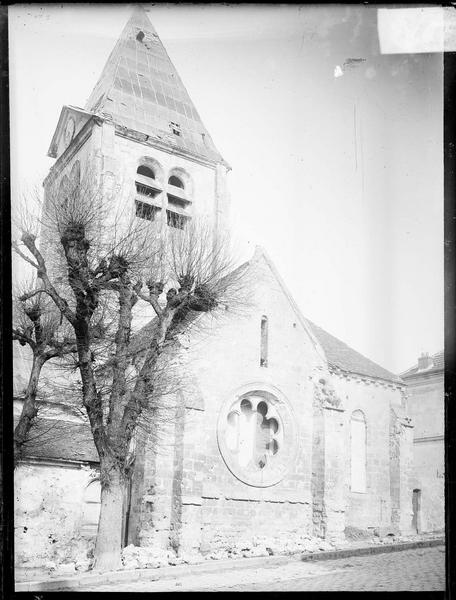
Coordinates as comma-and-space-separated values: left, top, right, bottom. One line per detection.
15, 536, 444, 592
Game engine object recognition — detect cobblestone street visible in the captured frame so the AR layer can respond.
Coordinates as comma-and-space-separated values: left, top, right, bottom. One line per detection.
88, 546, 445, 593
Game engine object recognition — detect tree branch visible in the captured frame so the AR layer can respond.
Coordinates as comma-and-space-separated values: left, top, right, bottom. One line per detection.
21, 232, 77, 326
18, 289, 50, 302
43, 342, 78, 361
12, 328, 36, 351
12, 241, 40, 270
137, 291, 162, 317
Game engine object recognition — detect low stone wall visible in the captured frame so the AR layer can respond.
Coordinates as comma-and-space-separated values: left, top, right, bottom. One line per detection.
15, 461, 98, 572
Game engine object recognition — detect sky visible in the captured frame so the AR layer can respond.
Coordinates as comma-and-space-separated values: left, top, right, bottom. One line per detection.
8, 4, 444, 374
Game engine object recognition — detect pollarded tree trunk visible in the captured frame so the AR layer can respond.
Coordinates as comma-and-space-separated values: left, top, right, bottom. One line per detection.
14, 353, 45, 466
92, 458, 125, 572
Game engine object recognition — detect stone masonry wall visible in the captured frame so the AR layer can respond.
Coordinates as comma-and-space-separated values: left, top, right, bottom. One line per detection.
311, 376, 347, 542
129, 254, 411, 555
331, 373, 404, 533
171, 254, 327, 553
15, 462, 98, 571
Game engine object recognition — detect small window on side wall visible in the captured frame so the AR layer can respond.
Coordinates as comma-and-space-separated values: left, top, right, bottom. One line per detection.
260, 316, 268, 367
169, 122, 181, 136
350, 410, 367, 493
70, 160, 81, 188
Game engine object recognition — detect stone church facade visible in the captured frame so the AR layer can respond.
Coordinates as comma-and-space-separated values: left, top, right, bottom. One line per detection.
14, 7, 417, 571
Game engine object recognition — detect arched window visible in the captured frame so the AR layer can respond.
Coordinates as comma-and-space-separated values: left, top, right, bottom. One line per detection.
81, 479, 101, 536
70, 160, 81, 188
135, 164, 161, 207
137, 165, 155, 180
260, 316, 268, 367
59, 175, 71, 210
166, 171, 191, 230
168, 175, 184, 189
350, 410, 367, 493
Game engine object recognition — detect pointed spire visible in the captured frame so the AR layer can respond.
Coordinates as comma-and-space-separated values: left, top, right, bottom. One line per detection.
85, 5, 225, 164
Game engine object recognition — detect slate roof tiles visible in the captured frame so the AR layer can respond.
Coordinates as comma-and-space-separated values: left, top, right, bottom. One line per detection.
306, 320, 402, 384
18, 418, 98, 464
85, 6, 225, 165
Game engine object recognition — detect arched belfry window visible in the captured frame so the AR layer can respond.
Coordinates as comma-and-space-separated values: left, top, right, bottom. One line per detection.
167, 170, 191, 230
260, 316, 268, 367
168, 175, 184, 189
135, 162, 162, 222
137, 165, 155, 180
350, 410, 367, 493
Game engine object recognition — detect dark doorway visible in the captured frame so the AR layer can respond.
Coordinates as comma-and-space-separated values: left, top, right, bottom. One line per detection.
412, 489, 421, 533
122, 476, 133, 548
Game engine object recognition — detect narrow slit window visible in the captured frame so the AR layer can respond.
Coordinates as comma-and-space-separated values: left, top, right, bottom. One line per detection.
260, 316, 268, 367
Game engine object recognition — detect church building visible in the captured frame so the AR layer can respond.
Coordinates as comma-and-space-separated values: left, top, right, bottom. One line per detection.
14, 7, 417, 572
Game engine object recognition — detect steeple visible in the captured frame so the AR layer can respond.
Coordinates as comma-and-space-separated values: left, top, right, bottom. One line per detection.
85, 6, 225, 165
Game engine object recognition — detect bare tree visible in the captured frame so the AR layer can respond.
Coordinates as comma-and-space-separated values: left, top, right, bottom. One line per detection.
12, 288, 77, 465
13, 170, 247, 571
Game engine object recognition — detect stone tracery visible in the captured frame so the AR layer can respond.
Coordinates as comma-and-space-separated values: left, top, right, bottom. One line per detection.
226, 397, 280, 471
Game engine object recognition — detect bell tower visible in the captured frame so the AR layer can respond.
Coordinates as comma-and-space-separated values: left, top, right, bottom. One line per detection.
44, 5, 230, 244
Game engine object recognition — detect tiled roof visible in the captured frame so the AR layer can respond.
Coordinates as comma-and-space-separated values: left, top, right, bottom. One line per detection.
85, 6, 226, 165
17, 418, 99, 463
400, 349, 444, 378
306, 320, 403, 384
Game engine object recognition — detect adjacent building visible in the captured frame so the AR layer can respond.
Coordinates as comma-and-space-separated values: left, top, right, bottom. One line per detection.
401, 351, 445, 534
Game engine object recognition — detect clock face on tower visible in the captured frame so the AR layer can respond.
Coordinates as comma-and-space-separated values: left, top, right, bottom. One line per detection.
63, 117, 75, 148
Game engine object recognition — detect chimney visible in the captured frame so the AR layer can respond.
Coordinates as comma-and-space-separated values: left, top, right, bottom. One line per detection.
417, 352, 433, 371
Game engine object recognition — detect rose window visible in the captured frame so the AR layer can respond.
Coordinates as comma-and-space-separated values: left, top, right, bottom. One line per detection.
217, 389, 296, 487
225, 397, 282, 470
